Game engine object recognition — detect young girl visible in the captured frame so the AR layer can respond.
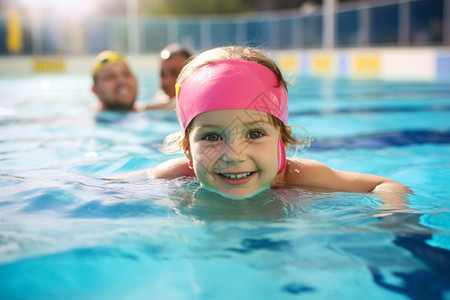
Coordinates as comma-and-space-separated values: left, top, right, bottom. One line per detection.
115, 46, 411, 202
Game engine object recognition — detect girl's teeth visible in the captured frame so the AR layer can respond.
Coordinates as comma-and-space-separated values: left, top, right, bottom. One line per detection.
222, 172, 251, 179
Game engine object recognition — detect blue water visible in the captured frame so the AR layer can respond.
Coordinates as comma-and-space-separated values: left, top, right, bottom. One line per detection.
0, 73, 449, 299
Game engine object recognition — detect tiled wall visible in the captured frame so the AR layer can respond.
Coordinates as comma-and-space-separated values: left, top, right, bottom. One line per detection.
275, 48, 450, 81
1, 48, 449, 81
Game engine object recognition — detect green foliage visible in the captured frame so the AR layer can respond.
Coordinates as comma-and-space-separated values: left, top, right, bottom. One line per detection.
138, 0, 250, 15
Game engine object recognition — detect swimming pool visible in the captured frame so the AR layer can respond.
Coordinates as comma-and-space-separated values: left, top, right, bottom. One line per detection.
0, 72, 449, 299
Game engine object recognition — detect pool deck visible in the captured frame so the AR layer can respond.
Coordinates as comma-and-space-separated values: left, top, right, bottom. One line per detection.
1, 47, 450, 81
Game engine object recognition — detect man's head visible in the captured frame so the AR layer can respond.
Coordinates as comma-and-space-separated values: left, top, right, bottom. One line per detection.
159, 44, 192, 99
91, 51, 138, 111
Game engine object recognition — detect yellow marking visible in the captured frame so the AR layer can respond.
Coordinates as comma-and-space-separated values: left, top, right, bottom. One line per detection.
312, 54, 333, 74
33, 58, 66, 73
6, 9, 23, 53
353, 54, 380, 76
279, 55, 298, 73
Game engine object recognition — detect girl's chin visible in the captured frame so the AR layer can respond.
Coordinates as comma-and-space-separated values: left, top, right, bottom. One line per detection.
201, 184, 269, 200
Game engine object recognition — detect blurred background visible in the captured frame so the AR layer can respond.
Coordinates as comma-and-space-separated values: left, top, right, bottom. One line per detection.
0, 0, 449, 79
0, 0, 447, 55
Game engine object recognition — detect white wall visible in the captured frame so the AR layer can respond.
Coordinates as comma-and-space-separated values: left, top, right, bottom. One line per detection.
1, 47, 449, 81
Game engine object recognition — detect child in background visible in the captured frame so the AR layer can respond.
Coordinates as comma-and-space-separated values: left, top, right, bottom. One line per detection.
114, 46, 411, 202
145, 44, 193, 110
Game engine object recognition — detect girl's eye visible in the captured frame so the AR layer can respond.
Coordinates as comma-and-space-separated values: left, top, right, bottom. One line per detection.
203, 133, 222, 142
247, 130, 264, 139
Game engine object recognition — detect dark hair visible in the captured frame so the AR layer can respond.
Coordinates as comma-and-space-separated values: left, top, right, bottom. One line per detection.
160, 44, 193, 61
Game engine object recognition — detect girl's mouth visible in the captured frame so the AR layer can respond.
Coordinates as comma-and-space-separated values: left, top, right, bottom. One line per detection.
216, 172, 255, 185
221, 172, 252, 179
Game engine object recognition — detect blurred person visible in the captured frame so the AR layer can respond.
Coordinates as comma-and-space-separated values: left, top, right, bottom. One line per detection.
145, 44, 193, 110
91, 51, 138, 111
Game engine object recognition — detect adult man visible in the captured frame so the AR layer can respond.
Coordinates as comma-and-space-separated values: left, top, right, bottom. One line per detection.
91, 51, 138, 111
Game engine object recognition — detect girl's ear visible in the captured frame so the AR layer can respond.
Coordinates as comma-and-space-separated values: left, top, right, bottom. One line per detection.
285, 126, 292, 136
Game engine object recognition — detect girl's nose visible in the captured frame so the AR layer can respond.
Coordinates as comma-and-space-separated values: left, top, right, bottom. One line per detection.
220, 137, 246, 164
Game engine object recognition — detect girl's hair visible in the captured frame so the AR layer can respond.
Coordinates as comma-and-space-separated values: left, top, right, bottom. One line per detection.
177, 46, 287, 90
162, 46, 302, 154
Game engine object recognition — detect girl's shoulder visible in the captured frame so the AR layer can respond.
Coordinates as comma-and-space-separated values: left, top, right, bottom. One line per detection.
286, 158, 330, 171
275, 158, 335, 186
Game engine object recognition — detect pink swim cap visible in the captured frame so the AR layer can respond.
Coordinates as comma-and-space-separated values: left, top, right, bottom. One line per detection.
176, 59, 288, 131
176, 59, 288, 174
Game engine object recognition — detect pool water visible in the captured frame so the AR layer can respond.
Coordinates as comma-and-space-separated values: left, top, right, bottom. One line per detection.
0, 73, 449, 299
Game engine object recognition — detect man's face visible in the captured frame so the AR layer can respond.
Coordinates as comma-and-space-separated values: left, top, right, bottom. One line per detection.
92, 62, 138, 111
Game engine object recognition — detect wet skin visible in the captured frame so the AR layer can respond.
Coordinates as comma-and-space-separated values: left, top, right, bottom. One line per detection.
186, 109, 280, 199
92, 62, 138, 111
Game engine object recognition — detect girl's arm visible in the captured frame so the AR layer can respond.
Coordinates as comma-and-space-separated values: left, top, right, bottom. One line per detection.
280, 158, 411, 193
278, 159, 412, 214
109, 157, 194, 180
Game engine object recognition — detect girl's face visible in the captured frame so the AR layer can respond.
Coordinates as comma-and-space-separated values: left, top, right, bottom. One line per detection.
186, 109, 280, 199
